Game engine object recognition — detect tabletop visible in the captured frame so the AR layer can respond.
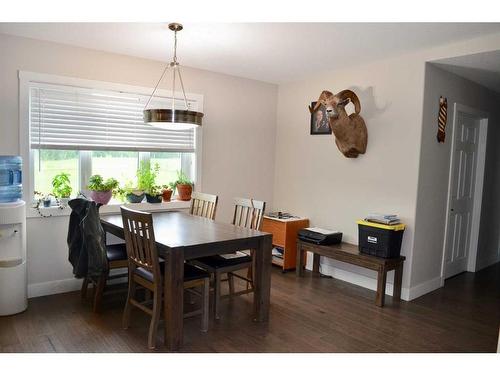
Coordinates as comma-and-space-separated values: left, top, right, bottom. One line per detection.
101, 210, 270, 249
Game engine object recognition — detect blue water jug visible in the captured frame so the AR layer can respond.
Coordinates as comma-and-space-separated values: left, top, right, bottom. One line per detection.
0, 156, 23, 203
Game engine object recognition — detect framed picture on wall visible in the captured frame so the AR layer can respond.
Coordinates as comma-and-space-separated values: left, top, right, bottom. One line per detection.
310, 102, 332, 135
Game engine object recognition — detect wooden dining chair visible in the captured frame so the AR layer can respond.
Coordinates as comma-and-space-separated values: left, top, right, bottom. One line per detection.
81, 243, 129, 313
120, 206, 210, 349
190, 198, 266, 319
189, 191, 218, 220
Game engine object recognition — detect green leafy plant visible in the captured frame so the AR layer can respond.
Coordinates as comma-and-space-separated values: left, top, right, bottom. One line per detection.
148, 185, 162, 196
170, 170, 193, 189
137, 161, 160, 195
87, 175, 119, 192
162, 183, 174, 191
116, 181, 145, 202
52, 173, 72, 198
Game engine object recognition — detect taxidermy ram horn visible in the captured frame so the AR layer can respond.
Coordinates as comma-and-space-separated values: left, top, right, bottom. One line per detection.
309, 89, 368, 158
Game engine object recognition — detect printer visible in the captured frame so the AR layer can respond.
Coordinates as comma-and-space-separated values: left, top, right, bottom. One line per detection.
298, 227, 343, 245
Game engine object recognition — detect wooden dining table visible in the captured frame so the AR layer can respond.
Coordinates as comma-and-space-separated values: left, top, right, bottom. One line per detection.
100, 210, 273, 351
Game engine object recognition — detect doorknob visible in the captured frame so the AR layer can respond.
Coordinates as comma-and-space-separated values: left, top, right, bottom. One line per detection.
451, 208, 454, 212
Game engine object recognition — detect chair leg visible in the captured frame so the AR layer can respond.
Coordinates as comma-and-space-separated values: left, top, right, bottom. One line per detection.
144, 289, 152, 303
214, 271, 222, 320
246, 265, 254, 290
123, 270, 136, 329
81, 277, 89, 300
93, 274, 107, 313
201, 278, 209, 332
228, 272, 235, 296
148, 285, 161, 350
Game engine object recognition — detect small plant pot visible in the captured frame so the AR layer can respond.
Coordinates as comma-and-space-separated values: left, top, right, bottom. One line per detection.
145, 194, 162, 203
58, 197, 70, 207
176, 184, 193, 201
126, 192, 145, 203
42, 199, 52, 208
162, 189, 173, 202
90, 190, 113, 205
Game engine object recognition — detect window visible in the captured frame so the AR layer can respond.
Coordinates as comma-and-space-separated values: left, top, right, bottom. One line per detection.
22, 72, 202, 204
33, 149, 79, 195
91, 151, 139, 186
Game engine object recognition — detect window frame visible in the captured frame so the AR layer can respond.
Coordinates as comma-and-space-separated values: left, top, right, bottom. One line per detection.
19, 71, 203, 206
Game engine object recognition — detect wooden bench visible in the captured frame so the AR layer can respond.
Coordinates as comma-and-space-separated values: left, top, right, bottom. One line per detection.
296, 239, 405, 307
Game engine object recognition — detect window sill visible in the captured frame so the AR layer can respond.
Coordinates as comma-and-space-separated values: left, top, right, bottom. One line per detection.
26, 200, 191, 219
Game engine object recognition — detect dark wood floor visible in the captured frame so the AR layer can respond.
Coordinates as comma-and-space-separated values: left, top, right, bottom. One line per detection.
1, 262, 499, 352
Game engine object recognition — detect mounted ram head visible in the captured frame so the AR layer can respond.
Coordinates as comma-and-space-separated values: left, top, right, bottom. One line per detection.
309, 89, 368, 158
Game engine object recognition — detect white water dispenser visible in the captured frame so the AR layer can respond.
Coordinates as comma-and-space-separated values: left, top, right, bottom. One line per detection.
0, 201, 27, 315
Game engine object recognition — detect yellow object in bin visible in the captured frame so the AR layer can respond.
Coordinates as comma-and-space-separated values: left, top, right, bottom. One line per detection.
356, 220, 405, 231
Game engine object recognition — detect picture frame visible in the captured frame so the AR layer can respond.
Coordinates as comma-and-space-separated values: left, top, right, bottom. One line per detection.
310, 101, 332, 135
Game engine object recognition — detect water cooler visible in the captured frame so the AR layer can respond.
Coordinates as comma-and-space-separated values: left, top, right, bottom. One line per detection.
0, 156, 27, 316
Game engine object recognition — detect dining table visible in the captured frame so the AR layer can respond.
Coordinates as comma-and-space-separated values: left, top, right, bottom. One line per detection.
100, 210, 273, 351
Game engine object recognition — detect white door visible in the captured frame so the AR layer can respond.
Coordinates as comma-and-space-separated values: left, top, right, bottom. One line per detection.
444, 111, 481, 278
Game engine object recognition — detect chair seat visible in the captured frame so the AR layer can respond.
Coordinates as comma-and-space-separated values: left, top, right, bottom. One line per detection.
106, 243, 128, 262
193, 253, 252, 270
134, 263, 209, 283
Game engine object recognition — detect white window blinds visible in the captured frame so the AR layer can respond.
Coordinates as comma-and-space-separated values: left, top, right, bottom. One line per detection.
30, 83, 197, 152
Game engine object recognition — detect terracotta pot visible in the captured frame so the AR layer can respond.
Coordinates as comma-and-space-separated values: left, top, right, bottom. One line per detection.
90, 190, 112, 205
162, 189, 173, 202
176, 184, 192, 201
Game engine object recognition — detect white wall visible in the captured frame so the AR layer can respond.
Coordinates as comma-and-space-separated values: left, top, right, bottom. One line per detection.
412, 64, 500, 287
2, 29, 500, 300
273, 32, 500, 300
0, 33, 278, 296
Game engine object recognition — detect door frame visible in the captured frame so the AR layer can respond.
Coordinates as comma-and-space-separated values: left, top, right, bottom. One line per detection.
440, 103, 488, 283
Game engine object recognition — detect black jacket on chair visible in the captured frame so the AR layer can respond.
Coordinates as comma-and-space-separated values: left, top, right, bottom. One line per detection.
67, 198, 108, 280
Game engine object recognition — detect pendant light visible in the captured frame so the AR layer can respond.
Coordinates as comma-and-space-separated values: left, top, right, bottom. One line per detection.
143, 23, 203, 130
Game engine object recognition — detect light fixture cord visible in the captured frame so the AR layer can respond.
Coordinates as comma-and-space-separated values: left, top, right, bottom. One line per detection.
144, 25, 190, 112
172, 30, 177, 114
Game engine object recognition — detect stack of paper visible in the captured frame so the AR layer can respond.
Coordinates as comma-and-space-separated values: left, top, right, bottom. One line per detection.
365, 213, 401, 225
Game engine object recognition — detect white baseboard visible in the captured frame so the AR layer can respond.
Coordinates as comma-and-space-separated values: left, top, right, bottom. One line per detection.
28, 274, 127, 298
28, 278, 82, 298
312, 262, 412, 301
312, 262, 446, 302
475, 253, 500, 271
406, 276, 443, 301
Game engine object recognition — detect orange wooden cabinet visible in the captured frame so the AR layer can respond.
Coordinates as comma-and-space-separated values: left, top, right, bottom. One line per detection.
261, 216, 309, 272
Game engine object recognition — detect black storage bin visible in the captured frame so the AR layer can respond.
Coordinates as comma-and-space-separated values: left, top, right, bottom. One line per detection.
357, 220, 405, 258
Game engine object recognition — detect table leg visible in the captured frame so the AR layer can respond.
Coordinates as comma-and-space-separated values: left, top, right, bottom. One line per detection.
375, 266, 387, 307
253, 235, 272, 322
312, 253, 321, 275
164, 248, 184, 351
393, 263, 403, 302
296, 242, 304, 277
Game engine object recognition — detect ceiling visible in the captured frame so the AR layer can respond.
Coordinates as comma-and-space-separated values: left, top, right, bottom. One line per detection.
433, 50, 500, 94
1, 23, 500, 84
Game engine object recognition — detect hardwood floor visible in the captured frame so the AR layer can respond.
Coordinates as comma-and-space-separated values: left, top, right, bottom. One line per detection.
1, 262, 499, 352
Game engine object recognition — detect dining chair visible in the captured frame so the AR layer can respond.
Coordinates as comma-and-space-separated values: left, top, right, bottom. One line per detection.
120, 206, 210, 349
81, 243, 129, 313
190, 197, 266, 319
70, 197, 128, 313
189, 191, 218, 220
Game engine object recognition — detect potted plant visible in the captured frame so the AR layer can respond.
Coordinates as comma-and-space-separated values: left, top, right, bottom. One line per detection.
42, 193, 53, 207
117, 181, 145, 203
172, 170, 193, 201
87, 175, 119, 205
161, 184, 174, 202
137, 161, 162, 203
52, 172, 72, 207
146, 185, 163, 203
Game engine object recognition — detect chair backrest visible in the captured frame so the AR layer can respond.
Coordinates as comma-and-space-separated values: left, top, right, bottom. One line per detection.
190, 191, 219, 220
232, 198, 266, 230
120, 206, 161, 277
